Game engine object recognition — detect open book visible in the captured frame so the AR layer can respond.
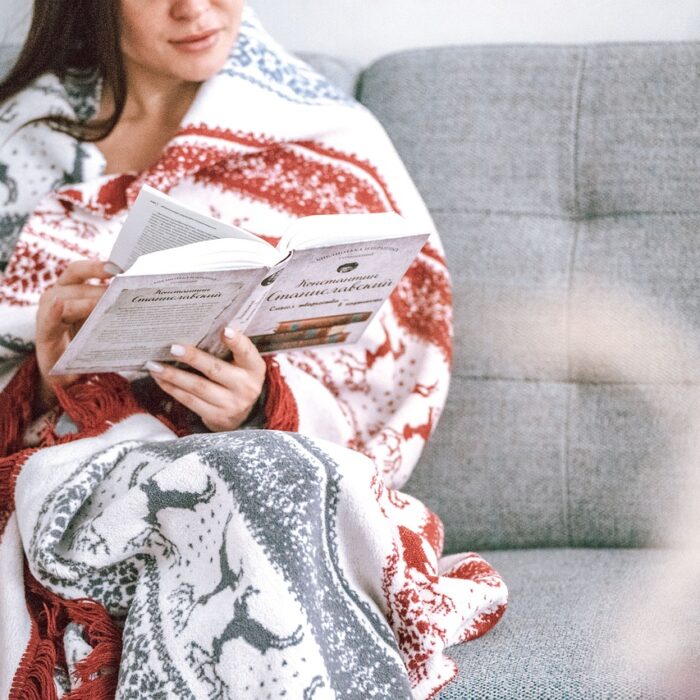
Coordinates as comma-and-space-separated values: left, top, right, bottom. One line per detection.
51, 186, 429, 374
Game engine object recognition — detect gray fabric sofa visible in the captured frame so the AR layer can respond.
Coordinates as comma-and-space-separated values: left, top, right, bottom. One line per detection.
2, 42, 699, 699
311, 45, 700, 698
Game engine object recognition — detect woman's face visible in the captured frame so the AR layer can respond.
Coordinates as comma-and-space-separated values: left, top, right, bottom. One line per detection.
119, 0, 245, 83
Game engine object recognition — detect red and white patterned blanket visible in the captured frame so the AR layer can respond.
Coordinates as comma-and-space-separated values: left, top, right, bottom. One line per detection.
0, 8, 507, 698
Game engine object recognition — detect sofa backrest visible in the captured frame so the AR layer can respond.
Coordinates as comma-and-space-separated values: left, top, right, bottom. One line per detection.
357, 44, 700, 552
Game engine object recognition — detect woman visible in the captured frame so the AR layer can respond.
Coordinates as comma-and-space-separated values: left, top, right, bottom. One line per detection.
0, 2, 507, 698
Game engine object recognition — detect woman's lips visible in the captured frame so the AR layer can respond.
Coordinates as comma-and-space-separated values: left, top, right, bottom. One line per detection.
170, 29, 220, 53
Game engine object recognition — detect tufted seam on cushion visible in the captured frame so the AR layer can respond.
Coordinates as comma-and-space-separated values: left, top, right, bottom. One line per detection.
562, 49, 587, 547
451, 374, 700, 387
429, 208, 700, 219
571, 47, 587, 218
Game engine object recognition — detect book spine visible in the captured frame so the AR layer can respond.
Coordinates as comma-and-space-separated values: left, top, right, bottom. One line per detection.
254, 332, 349, 354
232, 257, 292, 333
249, 324, 347, 345
274, 312, 371, 333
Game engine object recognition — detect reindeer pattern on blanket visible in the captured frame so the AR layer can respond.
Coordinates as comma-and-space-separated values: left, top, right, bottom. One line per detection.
21, 426, 464, 699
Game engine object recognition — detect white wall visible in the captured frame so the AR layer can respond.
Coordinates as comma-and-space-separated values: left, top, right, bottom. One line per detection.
248, 0, 700, 64
0, 0, 31, 43
3, 1, 700, 65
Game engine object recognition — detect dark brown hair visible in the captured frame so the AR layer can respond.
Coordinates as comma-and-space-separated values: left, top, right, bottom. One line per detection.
0, 0, 126, 141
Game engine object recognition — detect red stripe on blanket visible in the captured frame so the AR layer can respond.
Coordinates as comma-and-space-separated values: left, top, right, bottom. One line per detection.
9, 561, 122, 700
443, 557, 508, 642
120, 128, 277, 202
420, 510, 445, 560
195, 145, 390, 217
390, 246, 453, 365
176, 124, 276, 148
295, 140, 402, 215
443, 556, 505, 586
458, 604, 507, 644
94, 174, 138, 216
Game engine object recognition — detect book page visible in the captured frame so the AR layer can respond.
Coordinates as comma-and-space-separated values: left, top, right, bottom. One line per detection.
244, 233, 428, 353
109, 185, 259, 272
52, 268, 265, 374
278, 212, 418, 253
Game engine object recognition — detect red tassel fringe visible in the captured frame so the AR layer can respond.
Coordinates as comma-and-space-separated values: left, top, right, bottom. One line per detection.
263, 357, 299, 432
53, 373, 143, 434
0, 448, 38, 541
2, 372, 141, 698
1, 374, 144, 540
0, 355, 38, 458
9, 563, 122, 700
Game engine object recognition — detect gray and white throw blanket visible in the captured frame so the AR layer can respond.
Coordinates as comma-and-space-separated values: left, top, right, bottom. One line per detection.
4, 385, 506, 699
0, 7, 507, 699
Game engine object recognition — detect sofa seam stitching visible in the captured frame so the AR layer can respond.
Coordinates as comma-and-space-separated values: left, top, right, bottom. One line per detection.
450, 375, 700, 387
571, 48, 586, 218
429, 208, 700, 220
562, 47, 587, 547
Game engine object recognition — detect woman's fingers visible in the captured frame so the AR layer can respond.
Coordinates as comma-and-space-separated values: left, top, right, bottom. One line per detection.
37, 285, 104, 333
150, 370, 257, 433
144, 331, 266, 432
51, 283, 106, 302
57, 260, 116, 286
166, 341, 242, 389
59, 297, 101, 324
146, 361, 232, 407
223, 328, 266, 375
36, 298, 67, 343
33, 260, 115, 405
149, 375, 223, 420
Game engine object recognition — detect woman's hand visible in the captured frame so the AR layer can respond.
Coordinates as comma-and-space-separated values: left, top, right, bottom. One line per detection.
35, 260, 115, 413
145, 329, 266, 432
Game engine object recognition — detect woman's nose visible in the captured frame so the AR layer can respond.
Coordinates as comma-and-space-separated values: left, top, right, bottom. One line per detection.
170, 0, 210, 21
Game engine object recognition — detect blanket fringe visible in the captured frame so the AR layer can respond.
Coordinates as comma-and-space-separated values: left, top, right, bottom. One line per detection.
8, 634, 59, 700
10, 563, 122, 700
54, 373, 143, 434
1, 374, 143, 538
62, 596, 122, 700
0, 354, 38, 458
263, 357, 299, 432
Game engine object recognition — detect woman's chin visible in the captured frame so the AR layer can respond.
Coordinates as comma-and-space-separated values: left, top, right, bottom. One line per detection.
165, 54, 231, 83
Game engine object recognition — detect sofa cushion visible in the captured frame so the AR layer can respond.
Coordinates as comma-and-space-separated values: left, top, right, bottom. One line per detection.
439, 548, 699, 699
358, 44, 700, 550
298, 52, 360, 97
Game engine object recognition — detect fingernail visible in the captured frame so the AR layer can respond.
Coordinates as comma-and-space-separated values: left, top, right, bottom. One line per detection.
103, 262, 122, 275
144, 360, 164, 373
170, 344, 186, 357
224, 327, 236, 339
